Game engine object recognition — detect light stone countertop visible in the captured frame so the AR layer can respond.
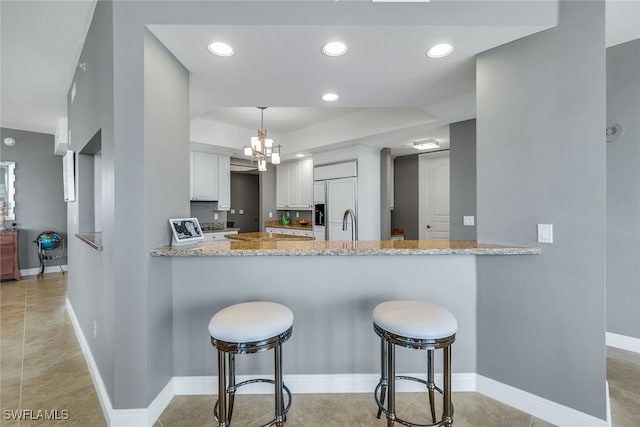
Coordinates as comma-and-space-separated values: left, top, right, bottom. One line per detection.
264, 220, 313, 231
150, 240, 541, 257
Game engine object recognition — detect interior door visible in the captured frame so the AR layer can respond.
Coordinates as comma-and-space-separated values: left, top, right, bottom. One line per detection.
419, 152, 450, 240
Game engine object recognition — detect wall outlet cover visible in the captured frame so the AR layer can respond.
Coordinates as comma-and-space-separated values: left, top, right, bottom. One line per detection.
463, 216, 475, 226
230, 209, 235, 214
537, 224, 553, 244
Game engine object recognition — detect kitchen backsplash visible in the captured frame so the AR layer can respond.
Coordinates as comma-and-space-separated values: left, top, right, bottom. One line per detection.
190, 201, 227, 226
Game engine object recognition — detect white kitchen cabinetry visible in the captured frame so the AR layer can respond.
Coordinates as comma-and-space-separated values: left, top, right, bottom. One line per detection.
202, 230, 238, 242
276, 158, 313, 210
190, 152, 218, 201
314, 181, 325, 203
313, 226, 326, 241
189, 152, 230, 209
217, 155, 230, 210
265, 227, 314, 237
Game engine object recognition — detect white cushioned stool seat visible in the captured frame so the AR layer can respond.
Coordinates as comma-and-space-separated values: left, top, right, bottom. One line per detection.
373, 300, 457, 340
209, 301, 294, 343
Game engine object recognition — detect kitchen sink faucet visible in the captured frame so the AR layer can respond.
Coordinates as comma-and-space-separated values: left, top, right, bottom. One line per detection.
342, 209, 358, 241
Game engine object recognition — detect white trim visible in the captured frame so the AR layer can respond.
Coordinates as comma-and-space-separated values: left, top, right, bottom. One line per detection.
476, 375, 609, 427
173, 373, 476, 396
65, 299, 113, 425
21, 265, 68, 277
606, 332, 640, 354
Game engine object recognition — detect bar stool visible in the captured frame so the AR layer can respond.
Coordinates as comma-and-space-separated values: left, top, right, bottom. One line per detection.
373, 300, 457, 427
209, 302, 294, 427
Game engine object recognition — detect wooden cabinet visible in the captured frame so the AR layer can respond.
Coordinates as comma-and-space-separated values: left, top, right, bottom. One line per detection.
190, 152, 230, 210
276, 158, 313, 210
0, 230, 20, 280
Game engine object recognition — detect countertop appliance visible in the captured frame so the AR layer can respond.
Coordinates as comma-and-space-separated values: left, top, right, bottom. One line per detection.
313, 161, 357, 241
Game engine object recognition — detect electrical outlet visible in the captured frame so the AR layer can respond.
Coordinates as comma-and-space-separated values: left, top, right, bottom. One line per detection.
93, 321, 97, 339
463, 216, 475, 226
213, 213, 219, 220
239, 209, 244, 215
269, 212, 273, 218
230, 209, 235, 214
537, 224, 553, 244
295, 212, 299, 218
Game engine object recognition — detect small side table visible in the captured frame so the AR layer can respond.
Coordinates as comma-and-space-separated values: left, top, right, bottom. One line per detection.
34, 238, 65, 277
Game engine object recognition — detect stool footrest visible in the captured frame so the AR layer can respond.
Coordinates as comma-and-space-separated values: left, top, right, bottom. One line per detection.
214, 378, 292, 426
374, 376, 454, 427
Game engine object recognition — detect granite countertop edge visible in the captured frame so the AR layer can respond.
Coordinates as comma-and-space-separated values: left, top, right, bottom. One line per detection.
150, 243, 541, 257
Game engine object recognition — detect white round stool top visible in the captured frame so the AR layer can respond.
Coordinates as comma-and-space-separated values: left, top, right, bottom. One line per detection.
373, 300, 457, 340
209, 302, 294, 343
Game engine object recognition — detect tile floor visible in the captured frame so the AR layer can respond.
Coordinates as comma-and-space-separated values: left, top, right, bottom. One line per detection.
1, 274, 638, 426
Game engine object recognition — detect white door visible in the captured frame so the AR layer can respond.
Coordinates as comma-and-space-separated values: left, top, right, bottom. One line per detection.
327, 177, 356, 240
419, 152, 450, 240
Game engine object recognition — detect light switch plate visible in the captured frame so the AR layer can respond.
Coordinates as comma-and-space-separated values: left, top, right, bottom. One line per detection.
239, 209, 244, 215
230, 209, 235, 214
537, 224, 553, 243
213, 213, 218, 220
463, 216, 475, 226
269, 212, 273, 218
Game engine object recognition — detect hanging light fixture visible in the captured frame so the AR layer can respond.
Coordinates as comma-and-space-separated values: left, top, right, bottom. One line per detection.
243, 107, 281, 171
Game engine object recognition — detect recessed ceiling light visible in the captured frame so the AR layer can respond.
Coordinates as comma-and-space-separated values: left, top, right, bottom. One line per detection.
412, 139, 440, 150
322, 93, 339, 102
3, 137, 16, 146
426, 43, 454, 59
296, 153, 305, 158
322, 41, 348, 57
207, 42, 234, 57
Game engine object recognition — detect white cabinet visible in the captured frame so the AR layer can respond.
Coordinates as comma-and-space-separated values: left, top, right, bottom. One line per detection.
314, 181, 325, 203
276, 158, 313, 210
265, 227, 314, 237
189, 152, 230, 210
217, 155, 230, 210
190, 152, 218, 201
202, 230, 237, 242
313, 226, 326, 241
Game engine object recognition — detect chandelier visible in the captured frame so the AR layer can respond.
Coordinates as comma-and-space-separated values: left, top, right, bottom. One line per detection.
243, 107, 281, 172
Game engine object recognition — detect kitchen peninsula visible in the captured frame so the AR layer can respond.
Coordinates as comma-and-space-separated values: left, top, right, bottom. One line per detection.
152, 240, 540, 386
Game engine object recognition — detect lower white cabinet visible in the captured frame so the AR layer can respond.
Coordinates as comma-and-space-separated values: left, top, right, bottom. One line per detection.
313, 226, 326, 241
202, 230, 238, 242
265, 227, 314, 237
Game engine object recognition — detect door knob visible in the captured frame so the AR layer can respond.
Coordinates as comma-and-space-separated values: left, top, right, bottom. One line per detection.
426, 225, 432, 229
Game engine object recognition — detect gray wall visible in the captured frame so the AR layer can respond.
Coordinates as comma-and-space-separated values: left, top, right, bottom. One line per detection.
476, 1, 606, 420
0, 128, 67, 270
172, 255, 477, 377
391, 155, 419, 239
449, 120, 477, 241
380, 148, 392, 240
190, 202, 228, 226
66, 0, 115, 405
143, 29, 189, 407
259, 166, 277, 230
229, 172, 259, 232
606, 39, 640, 339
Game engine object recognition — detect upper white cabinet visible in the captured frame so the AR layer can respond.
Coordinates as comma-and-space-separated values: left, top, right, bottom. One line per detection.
217, 155, 230, 210
276, 158, 313, 210
190, 151, 230, 209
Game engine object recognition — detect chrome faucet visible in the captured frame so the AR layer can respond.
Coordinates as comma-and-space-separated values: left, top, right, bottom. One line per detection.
342, 208, 358, 241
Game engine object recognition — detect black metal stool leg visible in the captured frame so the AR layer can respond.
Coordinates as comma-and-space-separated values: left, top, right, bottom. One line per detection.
386, 340, 395, 427
274, 344, 284, 427
217, 350, 228, 427
377, 338, 388, 419
427, 349, 437, 423
443, 346, 453, 427
227, 353, 236, 424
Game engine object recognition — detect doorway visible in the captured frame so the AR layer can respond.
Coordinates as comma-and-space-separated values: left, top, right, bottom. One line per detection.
419, 151, 450, 240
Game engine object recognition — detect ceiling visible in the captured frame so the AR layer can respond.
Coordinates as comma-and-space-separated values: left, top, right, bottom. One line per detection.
1, 1, 638, 157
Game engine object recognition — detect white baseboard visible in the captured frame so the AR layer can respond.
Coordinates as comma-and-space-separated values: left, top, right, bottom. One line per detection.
65, 300, 611, 427
477, 375, 609, 427
606, 332, 640, 354
21, 265, 68, 277
173, 372, 476, 396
